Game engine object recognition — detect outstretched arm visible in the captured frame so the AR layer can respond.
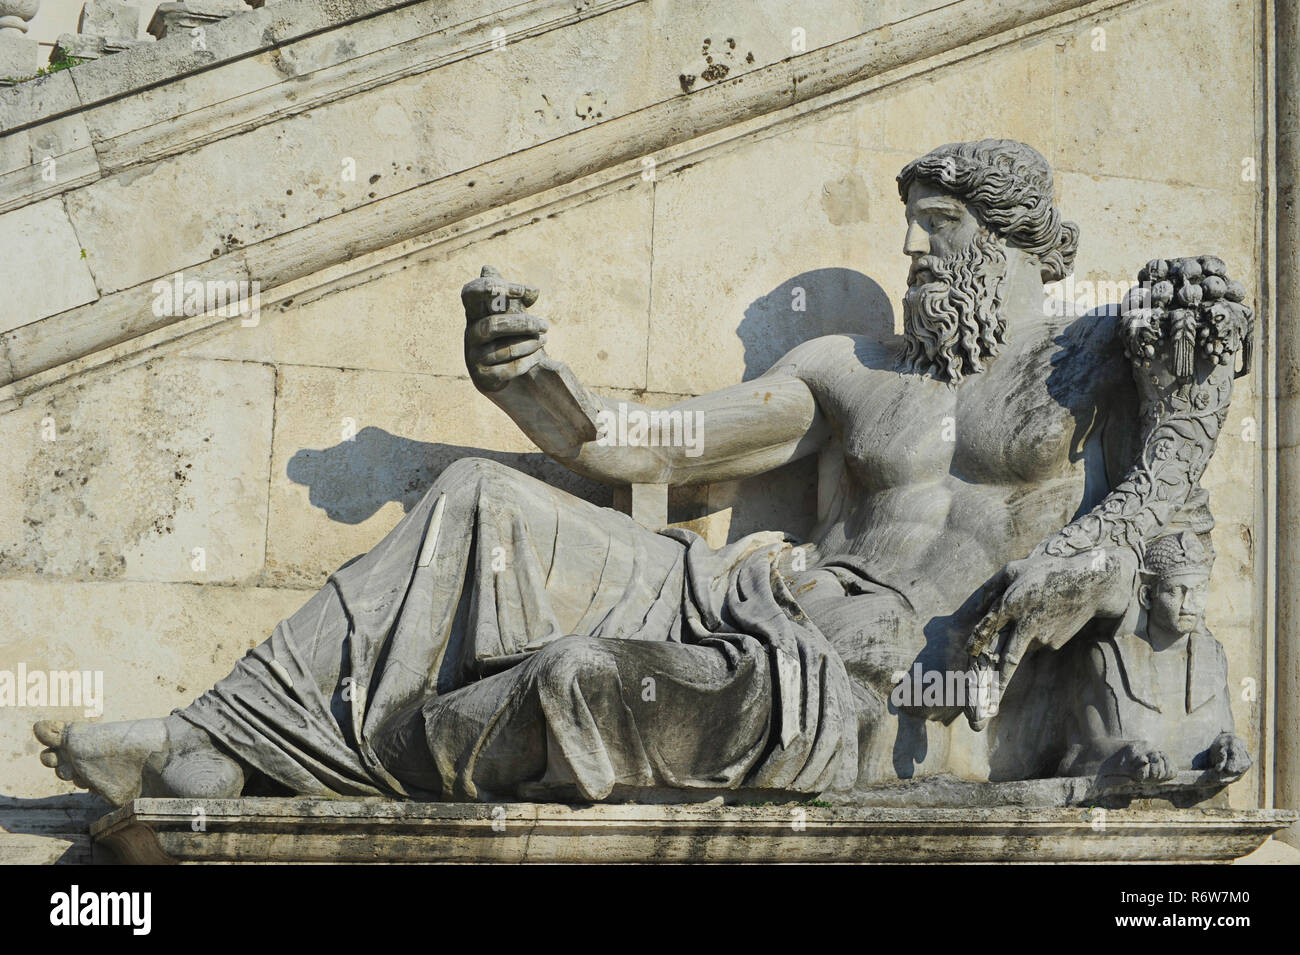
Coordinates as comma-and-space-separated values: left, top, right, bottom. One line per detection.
463, 265, 829, 486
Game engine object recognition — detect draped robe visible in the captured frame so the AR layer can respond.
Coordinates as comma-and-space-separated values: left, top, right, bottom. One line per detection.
177, 457, 865, 801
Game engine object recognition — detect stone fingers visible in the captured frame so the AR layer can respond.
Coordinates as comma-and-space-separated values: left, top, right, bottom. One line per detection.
473, 350, 546, 390
466, 312, 549, 345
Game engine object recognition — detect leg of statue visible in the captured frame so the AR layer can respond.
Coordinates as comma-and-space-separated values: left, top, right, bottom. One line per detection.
372, 632, 777, 801
36, 457, 691, 806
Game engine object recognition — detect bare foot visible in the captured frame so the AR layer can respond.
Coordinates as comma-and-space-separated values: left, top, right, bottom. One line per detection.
34, 717, 244, 807
35, 718, 168, 807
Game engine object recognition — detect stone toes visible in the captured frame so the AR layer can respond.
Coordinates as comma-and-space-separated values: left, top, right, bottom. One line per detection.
39, 749, 59, 767
54, 763, 75, 781
33, 720, 67, 747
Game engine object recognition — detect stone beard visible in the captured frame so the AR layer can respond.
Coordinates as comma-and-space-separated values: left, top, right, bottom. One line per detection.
901, 229, 1008, 384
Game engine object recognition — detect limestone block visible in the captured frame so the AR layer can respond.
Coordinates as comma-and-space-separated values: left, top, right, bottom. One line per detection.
63, 1, 661, 295
78, 0, 140, 40
89, 798, 1296, 864
1053, 172, 1255, 305
844, 38, 1059, 160
6, 104, 100, 201
656, 0, 870, 96
0, 578, 309, 799
0, 796, 97, 864
52, 32, 105, 59
0, 197, 99, 332
0, 30, 37, 80
0, 69, 99, 218
1216, 620, 1264, 809
648, 133, 911, 394
0, 358, 274, 583
0, 65, 79, 140
1051, 0, 1257, 190
179, 184, 655, 392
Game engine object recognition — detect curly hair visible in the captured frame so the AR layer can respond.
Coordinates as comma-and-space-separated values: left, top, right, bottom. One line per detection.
897, 140, 1080, 283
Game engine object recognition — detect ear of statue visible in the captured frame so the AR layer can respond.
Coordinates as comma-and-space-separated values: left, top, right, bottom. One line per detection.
1138, 583, 1152, 610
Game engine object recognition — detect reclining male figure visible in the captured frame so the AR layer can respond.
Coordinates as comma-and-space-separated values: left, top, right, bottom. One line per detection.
35, 140, 1190, 805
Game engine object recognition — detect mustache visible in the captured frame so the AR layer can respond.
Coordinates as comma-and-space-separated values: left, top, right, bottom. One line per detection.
907, 254, 947, 286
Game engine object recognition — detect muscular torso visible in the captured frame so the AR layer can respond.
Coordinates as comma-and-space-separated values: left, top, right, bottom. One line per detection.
784, 314, 1131, 622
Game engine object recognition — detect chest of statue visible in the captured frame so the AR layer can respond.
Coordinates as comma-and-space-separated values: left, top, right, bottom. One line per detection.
833, 343, 1088, 493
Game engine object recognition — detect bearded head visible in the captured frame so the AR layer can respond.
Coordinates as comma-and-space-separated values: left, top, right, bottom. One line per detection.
895, 140, 1080, 385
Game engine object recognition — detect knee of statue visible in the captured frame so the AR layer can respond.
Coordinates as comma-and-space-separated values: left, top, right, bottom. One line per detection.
530, 636, 618, 696
437, 455, 505, 490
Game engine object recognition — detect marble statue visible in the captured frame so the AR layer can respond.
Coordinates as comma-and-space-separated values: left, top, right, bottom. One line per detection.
32, 139, 1255, 807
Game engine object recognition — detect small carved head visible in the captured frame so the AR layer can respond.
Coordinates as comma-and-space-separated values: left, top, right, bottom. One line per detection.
1139, 531, 1214, 636
897, 140, 1079, 283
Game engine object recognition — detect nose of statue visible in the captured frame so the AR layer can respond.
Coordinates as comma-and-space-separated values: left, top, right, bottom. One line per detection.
1182, 586, 1207, 618
903, 220, 930, 257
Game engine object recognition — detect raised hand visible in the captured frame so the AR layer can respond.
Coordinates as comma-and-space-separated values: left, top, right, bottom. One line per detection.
462, 265, 548, 392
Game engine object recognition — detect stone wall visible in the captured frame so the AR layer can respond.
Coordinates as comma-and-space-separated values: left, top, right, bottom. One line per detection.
0, 0, 1274, 861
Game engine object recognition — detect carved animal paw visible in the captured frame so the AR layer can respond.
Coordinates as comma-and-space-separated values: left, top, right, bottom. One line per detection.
1209, 733, 1253, 780
1115, 742, 1177, 782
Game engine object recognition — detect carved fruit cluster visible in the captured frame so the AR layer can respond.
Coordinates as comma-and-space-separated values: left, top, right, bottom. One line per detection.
1120, 256, 1253, 380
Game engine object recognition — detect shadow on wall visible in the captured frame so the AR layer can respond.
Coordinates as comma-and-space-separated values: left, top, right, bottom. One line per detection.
736, 268, 897, 380
287, 428, 615, 524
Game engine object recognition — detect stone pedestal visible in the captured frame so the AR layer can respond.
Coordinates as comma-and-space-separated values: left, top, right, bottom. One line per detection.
90, 797, 1296, 864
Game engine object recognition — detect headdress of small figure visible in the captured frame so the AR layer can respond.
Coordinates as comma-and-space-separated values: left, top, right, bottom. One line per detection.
1140, 531, 1214, 579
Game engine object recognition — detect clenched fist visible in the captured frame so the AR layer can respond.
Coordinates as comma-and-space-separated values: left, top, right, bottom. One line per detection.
462, 265, 548, 392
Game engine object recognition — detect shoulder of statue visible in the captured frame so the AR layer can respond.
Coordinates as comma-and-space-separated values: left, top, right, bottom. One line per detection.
771, 333, 896, 380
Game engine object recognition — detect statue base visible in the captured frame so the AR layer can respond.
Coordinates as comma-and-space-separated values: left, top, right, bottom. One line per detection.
90, 796, 1295, 864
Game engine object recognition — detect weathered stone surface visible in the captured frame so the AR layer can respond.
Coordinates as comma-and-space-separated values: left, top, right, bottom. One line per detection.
262, 365, 602, 588
179, 184, 656, 393
90, 798, 1297, 863
1051, 0, 1257, 191
61, 1, 662, 296
0, 358, 274, 582
79, 0, 141, 41
0, 197, 99, 332
648, 136, 910, 395
0, 31, 38, 81
52, 33, 106, 60
0, 577, 308, 799
0, 796, 98, 865
856, 38, 1059, 161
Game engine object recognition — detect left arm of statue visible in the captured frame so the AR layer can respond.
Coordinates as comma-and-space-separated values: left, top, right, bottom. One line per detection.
967, 258, 1254, 700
